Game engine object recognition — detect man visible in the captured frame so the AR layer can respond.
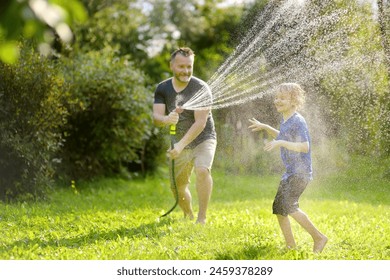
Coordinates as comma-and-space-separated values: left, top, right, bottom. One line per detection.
153, 47, 217, 224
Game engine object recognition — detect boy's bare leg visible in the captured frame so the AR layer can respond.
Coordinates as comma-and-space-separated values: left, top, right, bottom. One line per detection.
290, 209, 328, 253
195, 167, 213, 224
276, 214, 297, 249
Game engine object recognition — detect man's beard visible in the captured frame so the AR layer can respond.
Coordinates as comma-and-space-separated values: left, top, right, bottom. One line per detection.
175, 73, 191, 83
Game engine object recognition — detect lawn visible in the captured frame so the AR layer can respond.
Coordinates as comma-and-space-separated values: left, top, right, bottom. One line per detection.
0, 156, 389, 260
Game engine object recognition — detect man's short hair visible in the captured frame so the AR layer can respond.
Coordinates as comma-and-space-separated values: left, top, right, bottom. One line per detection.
170, 47, 195, 62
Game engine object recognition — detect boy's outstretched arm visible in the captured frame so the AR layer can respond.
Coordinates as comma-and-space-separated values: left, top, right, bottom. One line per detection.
264, 140, 309, 153
248, 118, 279, 138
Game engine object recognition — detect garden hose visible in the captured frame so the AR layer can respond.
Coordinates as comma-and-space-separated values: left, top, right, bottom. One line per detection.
160, 124, 179, 217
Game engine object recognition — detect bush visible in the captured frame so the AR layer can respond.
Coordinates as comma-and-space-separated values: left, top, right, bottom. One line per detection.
59, 49, 157, 179
0, 43, 68, 201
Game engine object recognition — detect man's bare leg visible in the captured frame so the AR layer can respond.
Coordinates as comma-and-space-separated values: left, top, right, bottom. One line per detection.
176, 184, 194, 220
195, 167, 213, 224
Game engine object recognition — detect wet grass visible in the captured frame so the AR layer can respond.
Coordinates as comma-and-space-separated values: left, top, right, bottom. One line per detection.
0, 156, 389, 260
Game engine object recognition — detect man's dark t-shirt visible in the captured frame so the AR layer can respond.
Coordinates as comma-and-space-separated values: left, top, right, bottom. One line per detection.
154, 76, 216, 149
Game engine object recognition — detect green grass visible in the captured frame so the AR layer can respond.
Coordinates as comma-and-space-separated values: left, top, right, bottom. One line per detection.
0, 156, 389, 260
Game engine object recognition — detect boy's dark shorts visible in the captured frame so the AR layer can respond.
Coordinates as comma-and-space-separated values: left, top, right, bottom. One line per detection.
272, 175, 310, 216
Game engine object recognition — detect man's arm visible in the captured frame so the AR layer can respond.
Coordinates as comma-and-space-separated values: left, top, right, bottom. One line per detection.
168, 109, 209, 159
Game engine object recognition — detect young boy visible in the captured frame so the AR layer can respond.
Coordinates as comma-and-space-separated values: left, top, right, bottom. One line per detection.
248, 83, 327, 253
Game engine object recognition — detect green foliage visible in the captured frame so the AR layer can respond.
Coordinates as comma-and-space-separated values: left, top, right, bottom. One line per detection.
0, 155, 388, 259
0, 0, 87, 63
74, 0, 149, 66
73, 0, 246, 84
59, 49, 156, 179
166, 0, 244, 80
0, 42, 68, 201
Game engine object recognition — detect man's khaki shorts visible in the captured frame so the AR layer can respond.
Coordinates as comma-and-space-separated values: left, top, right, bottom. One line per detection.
172, 139, 217, 184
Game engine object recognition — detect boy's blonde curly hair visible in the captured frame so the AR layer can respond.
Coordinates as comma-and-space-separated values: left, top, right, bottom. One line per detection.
276, 83, 306, 110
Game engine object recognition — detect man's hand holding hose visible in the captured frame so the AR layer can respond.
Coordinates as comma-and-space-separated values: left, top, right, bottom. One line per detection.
165, 110, 180, 126
167, 107, 184, 159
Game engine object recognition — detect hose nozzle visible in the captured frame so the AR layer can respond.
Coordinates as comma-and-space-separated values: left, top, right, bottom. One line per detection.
170, 125, 176, 135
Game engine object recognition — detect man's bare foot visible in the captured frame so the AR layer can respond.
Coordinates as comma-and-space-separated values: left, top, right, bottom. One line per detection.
313, 235, 328, 253
196, 218, 206, 225
184, 212, 194, 220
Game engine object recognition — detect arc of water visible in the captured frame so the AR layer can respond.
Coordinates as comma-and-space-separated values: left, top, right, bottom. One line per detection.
181, 2, 356, 111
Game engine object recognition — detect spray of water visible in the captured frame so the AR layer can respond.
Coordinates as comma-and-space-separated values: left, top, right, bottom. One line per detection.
181, 0, 385, 111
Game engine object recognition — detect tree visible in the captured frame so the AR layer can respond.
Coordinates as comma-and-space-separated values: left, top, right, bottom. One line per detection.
147, 0, 245, 80
0, 42, 69, 200
75, 0, 150, 68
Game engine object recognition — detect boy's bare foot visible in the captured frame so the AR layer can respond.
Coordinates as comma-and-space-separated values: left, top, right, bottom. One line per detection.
280, 245, 297, 254
313, 235, 328, 253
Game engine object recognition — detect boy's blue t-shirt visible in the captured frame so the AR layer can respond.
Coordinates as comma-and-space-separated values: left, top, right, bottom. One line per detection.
276, 112, 313, 180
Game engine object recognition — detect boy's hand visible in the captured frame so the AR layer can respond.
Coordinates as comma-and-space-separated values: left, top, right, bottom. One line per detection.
248, 118, 267, 131
264, 140, 280, 152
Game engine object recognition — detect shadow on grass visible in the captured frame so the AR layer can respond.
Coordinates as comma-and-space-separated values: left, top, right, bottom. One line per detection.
216, 244, 318, 260
6, 218, 174, 251
215, 244, 280, 260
